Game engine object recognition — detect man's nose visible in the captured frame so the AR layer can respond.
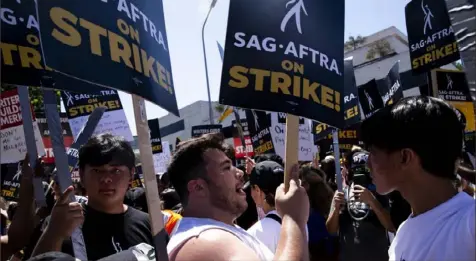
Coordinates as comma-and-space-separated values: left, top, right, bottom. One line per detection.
235, 167, 245, 180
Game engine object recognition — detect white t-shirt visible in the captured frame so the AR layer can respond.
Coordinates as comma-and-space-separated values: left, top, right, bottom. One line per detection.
247, 210, 309, 253
389, 192, 475, 261
168, 217, 274, 261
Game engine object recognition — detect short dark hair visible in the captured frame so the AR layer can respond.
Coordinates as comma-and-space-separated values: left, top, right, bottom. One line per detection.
78, 133, 135, 170
254, 154, 284, 167
361, 96, 463, 179
167, 133, 228, 205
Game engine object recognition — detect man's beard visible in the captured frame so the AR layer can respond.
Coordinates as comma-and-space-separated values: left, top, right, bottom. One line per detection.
206, 180, 247, 217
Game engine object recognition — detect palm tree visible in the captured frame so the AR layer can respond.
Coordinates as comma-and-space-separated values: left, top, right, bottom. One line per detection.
365, 39, 394, 60
344, 35, 366, 51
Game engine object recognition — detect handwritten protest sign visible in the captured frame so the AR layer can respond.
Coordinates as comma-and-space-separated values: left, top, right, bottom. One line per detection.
1, 89, 45, 163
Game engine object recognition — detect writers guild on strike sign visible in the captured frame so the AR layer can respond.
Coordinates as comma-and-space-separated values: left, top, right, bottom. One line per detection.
405, 0, 460, 74
191, 125, 223, 138
220, 0, 345, 128
36, 0, 179, 115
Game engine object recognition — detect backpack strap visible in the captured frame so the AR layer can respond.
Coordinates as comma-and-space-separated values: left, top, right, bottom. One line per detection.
265, 213, 282, 224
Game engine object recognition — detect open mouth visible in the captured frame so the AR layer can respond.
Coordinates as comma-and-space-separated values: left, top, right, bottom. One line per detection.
236, 184, 246, 196
99, 189, 115, 195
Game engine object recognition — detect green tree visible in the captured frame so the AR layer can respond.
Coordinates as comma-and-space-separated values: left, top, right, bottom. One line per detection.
455, 62, 464, 71
366, 39, 394, 60
345, 35, 366, 51
1, 84, 61, 113
215, 104, 225, 113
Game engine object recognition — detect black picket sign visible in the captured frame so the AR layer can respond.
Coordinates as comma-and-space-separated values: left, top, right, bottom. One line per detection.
36, 0, 179, 115
61, 89, 123, 118
405, 0, 460, 74
245, 109, 275, 155
191, 125, 223, 138
358, 79, 384, 119
1, 162, 22, 200
220, 0, 345, 128
148, 119, 163, 154
382, 62, 404, 106
343, 58, 360, 127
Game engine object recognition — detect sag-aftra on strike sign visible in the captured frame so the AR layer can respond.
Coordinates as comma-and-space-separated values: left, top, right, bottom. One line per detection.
405, 0, 460, 74
220, 0, 345, 128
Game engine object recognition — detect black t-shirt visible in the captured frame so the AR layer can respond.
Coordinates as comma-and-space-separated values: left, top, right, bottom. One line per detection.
61, 205, 153, 260
338, 184, 390, 261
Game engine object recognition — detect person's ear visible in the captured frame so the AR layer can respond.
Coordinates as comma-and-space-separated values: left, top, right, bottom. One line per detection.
187, 179, 208, 196
130, 168, 135, 181
400, 149, 414, 167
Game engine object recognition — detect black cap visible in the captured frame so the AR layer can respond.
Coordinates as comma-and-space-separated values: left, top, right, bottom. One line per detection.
249, 161, 284, 194
350, 151, 370, 175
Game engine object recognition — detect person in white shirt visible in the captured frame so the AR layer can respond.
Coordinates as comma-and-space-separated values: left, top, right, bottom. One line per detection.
361, 96, 475, 261
247, 161, 292, 252
166, 134, 310, 261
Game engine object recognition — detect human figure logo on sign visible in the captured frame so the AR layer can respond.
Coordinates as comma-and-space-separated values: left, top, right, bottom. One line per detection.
421, 0, 434, 35
446, 74, 453, 90
252, 110, 260, 131
280, 0, 308, 34
12, 162, 22, 181
364, 90, 374, 111
64, 91, 75, 106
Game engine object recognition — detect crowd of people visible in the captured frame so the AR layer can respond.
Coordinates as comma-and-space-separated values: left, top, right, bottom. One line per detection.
1, 96, 475, 261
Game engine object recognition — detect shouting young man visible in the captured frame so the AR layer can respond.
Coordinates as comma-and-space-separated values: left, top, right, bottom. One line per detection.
166, 134, 310, 261
361, 96, 475, 261
33, 134, 153, 260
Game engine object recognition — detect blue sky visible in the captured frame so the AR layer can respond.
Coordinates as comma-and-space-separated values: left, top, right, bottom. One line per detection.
121, 0, 409, 135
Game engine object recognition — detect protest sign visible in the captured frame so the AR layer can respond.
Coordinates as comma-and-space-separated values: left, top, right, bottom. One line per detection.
0, 0, 44, 86
270, 113, 317, 161
219, 0, 345, 128
232, 119, 249, 137
1, 162, 22, 200
153, 141, 171, 174
1, 89, 45, 163
36, 112, 74, 164
382, 62, 404, 106
148, 119, 163, 154
358, 79, 384, 119
191, 124, 223, 138
36, 0, 179, 115
343, 57, 360, 127
405, 0, 459, 74
316, 126, 361, 158
233, 136, 254, 159
61, 89, 133, 142
245, 109, 275, 155
431, 69, 475, 132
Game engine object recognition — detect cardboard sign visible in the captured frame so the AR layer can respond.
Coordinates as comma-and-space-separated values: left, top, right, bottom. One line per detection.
61, 89, 133, 142
219, 0, 345, 128
0, 89, 45, 163
270, 113, 316, 161
405, 0, 459, 74
191, 125, 223, 138
37, 0, 179, 115
148, 119, 163, 154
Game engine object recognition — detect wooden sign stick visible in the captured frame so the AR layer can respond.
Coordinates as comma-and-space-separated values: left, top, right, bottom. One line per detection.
284, 114, 299, 192
131, 95, 168, 261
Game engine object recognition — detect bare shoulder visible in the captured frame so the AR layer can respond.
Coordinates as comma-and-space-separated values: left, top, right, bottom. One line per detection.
171, 228, 260, 261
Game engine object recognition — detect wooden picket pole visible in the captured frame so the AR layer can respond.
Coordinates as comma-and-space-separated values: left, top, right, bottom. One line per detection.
284, 114, 299, 192
131, 95, 168, 261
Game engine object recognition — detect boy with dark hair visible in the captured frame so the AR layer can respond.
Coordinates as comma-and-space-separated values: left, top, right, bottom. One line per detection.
33, 134, 153, 260
361, 96, 475, 261
166, 134, 310, 261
